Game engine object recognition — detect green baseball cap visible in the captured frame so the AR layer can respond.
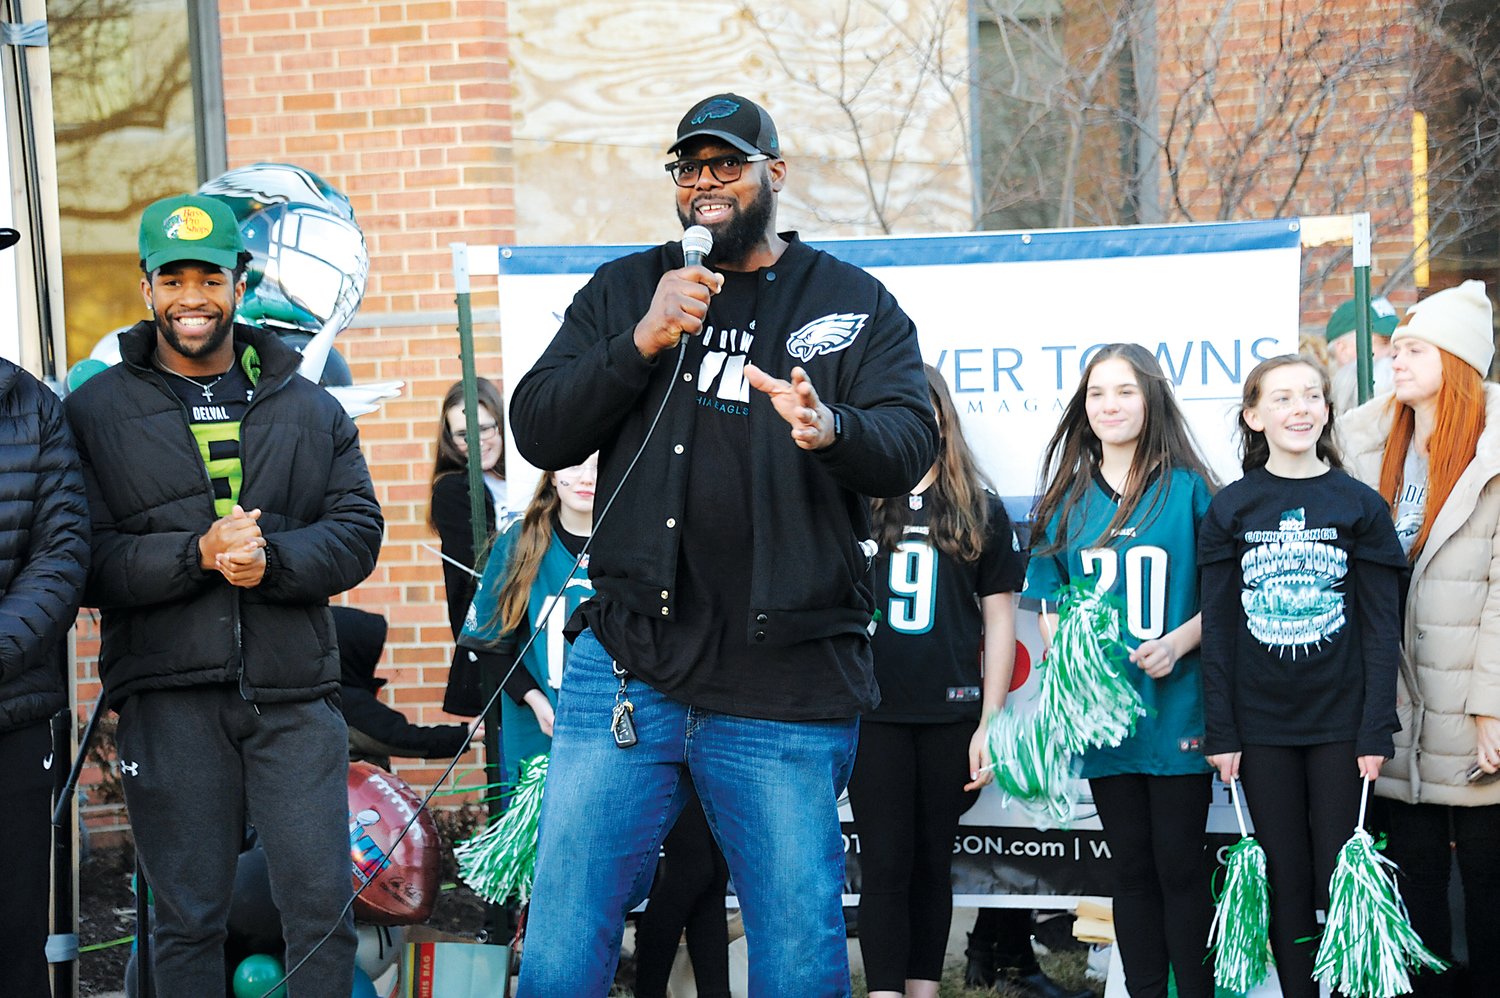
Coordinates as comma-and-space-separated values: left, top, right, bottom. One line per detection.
1324, 295, 1399, 341
138, 194, 245, 274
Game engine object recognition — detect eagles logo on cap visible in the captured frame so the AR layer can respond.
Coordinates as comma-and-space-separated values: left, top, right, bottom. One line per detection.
670, 92, 780, 158
164, 205, 215, 242
691, 98, 741, 125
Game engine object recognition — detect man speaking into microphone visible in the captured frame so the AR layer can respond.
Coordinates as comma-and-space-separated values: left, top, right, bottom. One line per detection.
508, 93, 936, 995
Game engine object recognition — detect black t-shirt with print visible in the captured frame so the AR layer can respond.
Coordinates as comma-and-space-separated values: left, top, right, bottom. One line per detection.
1198, 466, 1407, 756
584, 270, 862, 720
868, 494, 1026, 723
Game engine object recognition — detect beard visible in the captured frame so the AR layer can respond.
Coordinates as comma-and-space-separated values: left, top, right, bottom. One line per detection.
678, 171, 774, 268
155, 309, 234, 361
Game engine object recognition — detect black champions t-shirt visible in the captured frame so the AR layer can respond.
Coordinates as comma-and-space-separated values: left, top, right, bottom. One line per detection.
867, 494, 1027, 723
1198, 466, 1406, 756
584, 269, 864, 720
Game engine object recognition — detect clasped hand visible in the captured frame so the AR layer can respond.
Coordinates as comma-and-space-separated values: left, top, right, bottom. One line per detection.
199, 504, 266, 588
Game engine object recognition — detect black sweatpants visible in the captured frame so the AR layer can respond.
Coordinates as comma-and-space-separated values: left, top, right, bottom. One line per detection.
632, 786, 731, 998
1370, 797, 1500, 998
1089, 772, 1215, 998
117, 687, 356, 998
846, 718, 976, 992
1239, 741, 1364, 998
0, 720, 54, 997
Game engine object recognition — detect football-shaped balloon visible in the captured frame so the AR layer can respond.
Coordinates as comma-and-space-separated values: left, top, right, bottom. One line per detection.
348, 761, 441, 925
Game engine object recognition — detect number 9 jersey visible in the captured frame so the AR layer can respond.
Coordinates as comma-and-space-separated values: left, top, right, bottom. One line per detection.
867, 493, 1026, 722
1024, 468, 1214, 779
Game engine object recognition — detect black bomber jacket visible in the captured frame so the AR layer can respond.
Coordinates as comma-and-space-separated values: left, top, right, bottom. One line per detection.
509, 233, 938, 648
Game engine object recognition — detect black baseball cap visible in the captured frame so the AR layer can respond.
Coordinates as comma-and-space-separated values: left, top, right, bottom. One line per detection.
669, 93, 780, 158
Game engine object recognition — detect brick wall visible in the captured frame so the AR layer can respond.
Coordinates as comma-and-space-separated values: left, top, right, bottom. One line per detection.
1151, 0, 1421, 328
220, 0, 513, 789
75, 1, 514, 840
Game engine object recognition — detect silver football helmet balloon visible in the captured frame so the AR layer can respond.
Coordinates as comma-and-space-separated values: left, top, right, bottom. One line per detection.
70, 166, 401, 417
198, 163, 369, 341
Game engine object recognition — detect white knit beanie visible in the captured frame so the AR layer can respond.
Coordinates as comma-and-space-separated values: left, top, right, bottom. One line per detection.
1394, 279, 1495, 375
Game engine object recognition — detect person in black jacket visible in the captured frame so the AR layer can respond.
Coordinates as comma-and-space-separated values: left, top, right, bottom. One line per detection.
426, 376, 507, 716
64, 194, 383, 997
510, 93, 937, 998
331, 605, 471, 768
0, 325, 90, 995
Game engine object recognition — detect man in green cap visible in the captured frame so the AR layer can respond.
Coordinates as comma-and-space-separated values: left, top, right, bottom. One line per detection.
64, 194, 383, 995
1325, 293, 1400, 413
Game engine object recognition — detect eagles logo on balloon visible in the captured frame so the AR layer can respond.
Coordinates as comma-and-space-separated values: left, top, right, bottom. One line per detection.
198, 163, 367, 345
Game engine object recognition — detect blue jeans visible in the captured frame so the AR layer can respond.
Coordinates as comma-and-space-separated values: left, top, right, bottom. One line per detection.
517, 629, 859, 998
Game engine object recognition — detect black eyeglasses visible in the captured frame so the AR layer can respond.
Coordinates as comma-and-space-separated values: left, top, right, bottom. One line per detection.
452, 423, 499, 444
664, 153, 770, 187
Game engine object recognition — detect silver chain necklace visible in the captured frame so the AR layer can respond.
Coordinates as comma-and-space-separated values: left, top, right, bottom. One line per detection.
156, 360, 232, 403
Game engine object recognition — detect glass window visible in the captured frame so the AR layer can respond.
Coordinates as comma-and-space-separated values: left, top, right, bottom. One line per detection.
49, 0, 223, 365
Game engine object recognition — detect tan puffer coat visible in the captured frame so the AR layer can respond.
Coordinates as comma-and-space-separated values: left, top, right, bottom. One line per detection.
1341, 383, 1500, 806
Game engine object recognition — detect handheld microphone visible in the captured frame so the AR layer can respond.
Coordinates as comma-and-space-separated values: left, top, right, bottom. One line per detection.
682, 225, 713, 269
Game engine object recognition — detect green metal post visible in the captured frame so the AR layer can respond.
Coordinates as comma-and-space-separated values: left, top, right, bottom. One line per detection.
452, 244, 489, 562
452, 245, 502, 831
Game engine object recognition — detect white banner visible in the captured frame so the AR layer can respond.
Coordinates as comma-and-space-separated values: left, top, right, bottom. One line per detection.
496, 219, 1304, 897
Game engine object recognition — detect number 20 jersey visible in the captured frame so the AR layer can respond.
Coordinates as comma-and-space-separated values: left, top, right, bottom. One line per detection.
1024, 469, 1214, 778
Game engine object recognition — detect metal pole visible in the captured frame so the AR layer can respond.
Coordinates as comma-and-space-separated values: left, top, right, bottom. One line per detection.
48, 704, 77, 997
52, 693, 103, 828
452, 243, 507, 944
1352, 212, 1374, 404
451, 244, 488, 563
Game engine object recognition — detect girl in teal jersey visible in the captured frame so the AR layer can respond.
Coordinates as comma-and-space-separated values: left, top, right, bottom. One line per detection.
1028, 343, 1219, 998
460, 455, 597, 780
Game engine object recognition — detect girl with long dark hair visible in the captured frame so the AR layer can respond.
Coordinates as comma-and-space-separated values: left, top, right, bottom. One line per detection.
429, 377, 509, 715
1027, 343, 1218, 998
846, 365, 1036, 998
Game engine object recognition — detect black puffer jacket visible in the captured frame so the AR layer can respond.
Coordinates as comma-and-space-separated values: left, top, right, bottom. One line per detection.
0, 359, 89, 732
64, 322, 383, 707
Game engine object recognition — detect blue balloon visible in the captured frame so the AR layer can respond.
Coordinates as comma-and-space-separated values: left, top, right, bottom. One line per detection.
351, 967, 378, 998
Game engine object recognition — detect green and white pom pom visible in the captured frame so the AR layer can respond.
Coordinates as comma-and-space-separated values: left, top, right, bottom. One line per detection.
454, 754, 549, 905
1039, 584, 1145, 754
1208, 778, 1272, 992
984, 708, 1079, 829
1313, 781, 1447, 998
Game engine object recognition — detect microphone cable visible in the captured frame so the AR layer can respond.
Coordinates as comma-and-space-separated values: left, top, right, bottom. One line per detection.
259, 338, 693, 997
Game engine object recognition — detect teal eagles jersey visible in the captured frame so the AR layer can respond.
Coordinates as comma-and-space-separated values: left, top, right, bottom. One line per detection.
1024, 469, 1213, 778
461, 521, 594, 777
